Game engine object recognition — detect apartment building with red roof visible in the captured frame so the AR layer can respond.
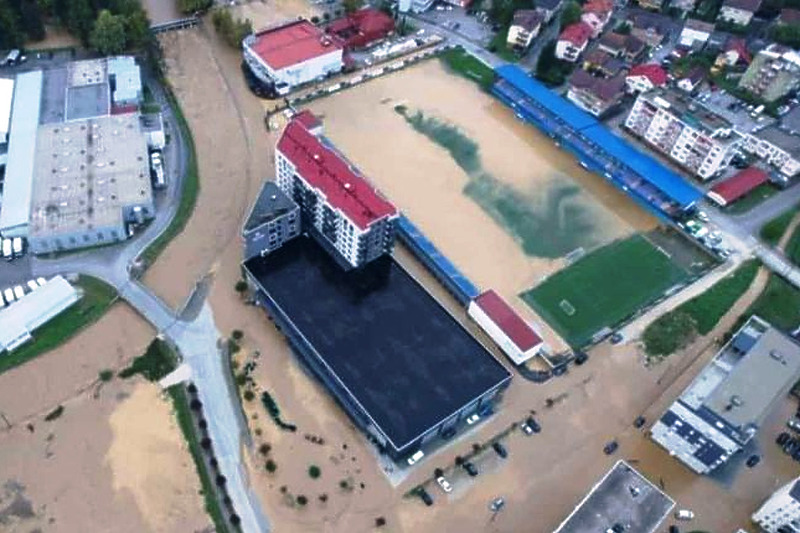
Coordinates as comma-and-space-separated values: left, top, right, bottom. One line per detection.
556, 22, 594, 62
275, 111, 398, 269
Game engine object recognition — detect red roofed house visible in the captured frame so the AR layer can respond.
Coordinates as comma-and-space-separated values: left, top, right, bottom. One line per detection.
707, 167, 769, 206
468, 290, 544, 365
276, 111, 398, 269
243, 19, 344, 95
556, 22, 594, 62
626, 63, 668, 93
326, 8, 395, 50
581, 0, 614, 36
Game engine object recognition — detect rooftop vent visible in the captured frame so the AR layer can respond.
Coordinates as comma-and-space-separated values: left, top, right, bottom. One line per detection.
344, 182, 352, 190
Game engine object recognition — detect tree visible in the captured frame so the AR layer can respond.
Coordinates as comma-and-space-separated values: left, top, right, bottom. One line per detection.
265, 459, 277, 473
178, 0, 213, 14
0, 1, 24, 48
296, 495, 308, 506
123, 8, 151, 50
243, 389, 255, 401
343, 0, 364, 13
235, 280, 248, 295
232, 329, 244, 341
90, 9, 126, 55
19, 0, 46, 41
560, 1, 582, 29
308, 465, 321, 479
258, 443, 272, 455
66, 0, 95, 43
375, 517, 387, 527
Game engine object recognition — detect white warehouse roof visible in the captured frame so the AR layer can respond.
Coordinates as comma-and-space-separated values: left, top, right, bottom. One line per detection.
0, 70, 42, 237
0, 275, 80, 352
0, 77, 13, 143
107, 56, 141, 104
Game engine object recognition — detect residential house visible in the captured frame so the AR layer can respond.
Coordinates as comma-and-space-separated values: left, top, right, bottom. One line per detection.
583, 48, 626, 77
556, 22, 594, 62
679, 19, 714, 47
636, 0, 665, 11
779, 8, 800, 25
507, 10, 544, 49
534, 0, 564, 23
671, 0, 697, 12
625, 63, 668, 93
630, 12, 671, 47
714, 37, 751, 70
717, 0, 762, 26
581, 0, 614, 37
739, 44, 800, 102
566, 69, 627, 117
597, 32, 647, 62
677, 65, 706, 92
742, 125, 800, 178
624, 87, 741, 179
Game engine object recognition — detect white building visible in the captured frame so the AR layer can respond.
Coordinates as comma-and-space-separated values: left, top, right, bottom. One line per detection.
624, 88, 740, 180
468, 290, 543, 365
275, 111, 398, 270
0, 70, 42, 238
507, 10, 544, 49
679, 19, 714, 47
243, 20, 344, 94
0, 276, 81, 353
753, 478, 800, 533
651, 316, 800, 475
717, 0, 761, 26
107, 56, 142, 107
742, 126, 800, 178
556, 22, 593, 62
0, 77, 13, 147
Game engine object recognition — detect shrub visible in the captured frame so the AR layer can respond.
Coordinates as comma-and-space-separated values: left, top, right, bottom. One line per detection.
376, 517, 387, 527
259, 443, 272, 456
266, 459, 277, 473
44, 405, 64, 421
232, 329, 244, 341
212, 10, 253, 49
215, 475, 227, 487
118, 339, 178, 381
187, 383, 198, 394
235, 280, 248, 294
98, 369, 114, 382
243, 389, 255, 401
200, 437, 212, 450
339, 479, 351, 490
190, 399, 203, 411
319, 493, 328, 502
308, 465, 321, 479
433, 468, 444, 478
296, 495, 308, 506
229, 514, 241, 526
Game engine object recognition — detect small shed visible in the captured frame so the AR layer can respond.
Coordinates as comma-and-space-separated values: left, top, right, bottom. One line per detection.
468, 290, 544, 365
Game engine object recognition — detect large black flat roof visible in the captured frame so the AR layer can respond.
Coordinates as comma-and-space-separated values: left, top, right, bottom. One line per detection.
244, 237, 511, 450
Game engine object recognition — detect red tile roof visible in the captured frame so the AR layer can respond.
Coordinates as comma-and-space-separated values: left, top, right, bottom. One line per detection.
294, 109, 321, 130
249, 20, 344, 70
709, 167, 768, 205
474, 290, 543, 352
628, 63, 668, 85
559, 22, 593, 46
277, 114, 397, 230
327, 8, 395, 49
582, 0, 613, 13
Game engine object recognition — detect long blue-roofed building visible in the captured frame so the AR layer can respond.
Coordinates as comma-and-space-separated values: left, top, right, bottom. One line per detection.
492, 65, 702, 219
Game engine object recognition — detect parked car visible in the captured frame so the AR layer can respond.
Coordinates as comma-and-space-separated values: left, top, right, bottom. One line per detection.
12, 237, 23, 257
489, 497, 505, 512
407, 450, 424, 466
418, 488, 433, 506
492, 441, 508, 458
521, 421, 534, 436
696, 210, 709, 222
526, 417, 541, 433
466, 413, 480, 425
633, 416, 646, 428
574, 351, 589, 365
746, 454, 760, 468
436, 476, 452, 493
603, 440, 619, 455
675, 509, 695, 521
669, 526, 680, 533
462, 462, 478, 477
788, 418, 800, 433
778, 432, 791, 446
610, 332, 624, 345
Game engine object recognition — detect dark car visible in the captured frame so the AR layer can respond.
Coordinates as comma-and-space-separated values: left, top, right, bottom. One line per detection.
610, 332, 624, 345
611, 524, 624, 533
526, 417, 541, 433
777, 432, 791, 446
669, 525, 680, 533
574, 351, 589, 365
793, 448, 800, 462
492, 441, 508, 458
463, 462, 478, 477
419, 488, 433, 506
746, 454, 760, 468
634, 416, 646, 428
604, 440, 619, 455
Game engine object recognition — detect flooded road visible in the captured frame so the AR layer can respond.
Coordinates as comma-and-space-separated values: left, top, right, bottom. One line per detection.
141, 0, 180, 24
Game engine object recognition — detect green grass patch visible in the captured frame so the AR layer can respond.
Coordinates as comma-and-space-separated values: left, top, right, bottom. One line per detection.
138, 88, 200, 268
439, 47, 496, 90
725, 183, 779, 214
521, 234, 689, 346
745, 274, 800, 331
118, 338, 178, 381
643, 260, 760, 357
760, 206, 798, 246
167, 385, 232, 533
785, 224, 800, 266
0, 276, 118, 375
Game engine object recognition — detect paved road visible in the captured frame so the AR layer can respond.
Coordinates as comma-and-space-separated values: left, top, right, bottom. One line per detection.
727, 179, 800, 233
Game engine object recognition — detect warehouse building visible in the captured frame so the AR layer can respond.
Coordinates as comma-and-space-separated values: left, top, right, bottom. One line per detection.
275, 111, 398, 270
753, 477, 800, 533
554, 461, 675, 533
742, 125, 800, 179
468, 290, 543, 365
707, 167, 769, 206
0, 276, 80, 353
492, 65, 701, 219
243, 20, 345, 96
651, 316, 800, 475
0, 71, 43, 238
27, 114, 154, 254
242, 180, 300, 261
243, 236, 512, 461
107, 56, 142, 109
625, 88, 741, 180
0, 77, 12, 148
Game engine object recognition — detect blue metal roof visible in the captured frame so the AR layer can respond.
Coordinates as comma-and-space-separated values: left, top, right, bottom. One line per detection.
494, 65, 597, 131
492, 65, 703, 209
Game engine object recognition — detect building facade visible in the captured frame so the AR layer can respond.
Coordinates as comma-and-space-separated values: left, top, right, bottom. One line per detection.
650, 316, 800, 474
275, 111, 398, 270
742, 125, 800, 178
507, 10, 544, 49
242, 181, 301, 261
739, 44, 800, 103
624, 88, 740, 180
717, 0, 761, 25
468, 290, 543, 365
679, 19, 714, 47
556, 22, 593, 62
566, 70, 626, 117
753, 478, 800, 533
626, 64, 668, 93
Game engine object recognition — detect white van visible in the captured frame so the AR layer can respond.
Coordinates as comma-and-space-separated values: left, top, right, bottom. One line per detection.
2, 239, 12, 260
36, 277, 47, 287
26, 280, 39, 291
13, 285, 25, 299
3, 288, 15, 304
407, 450, 425, 466
675, 509, 695, 520
12, 237, 23, 257
0, 292, 5, 307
